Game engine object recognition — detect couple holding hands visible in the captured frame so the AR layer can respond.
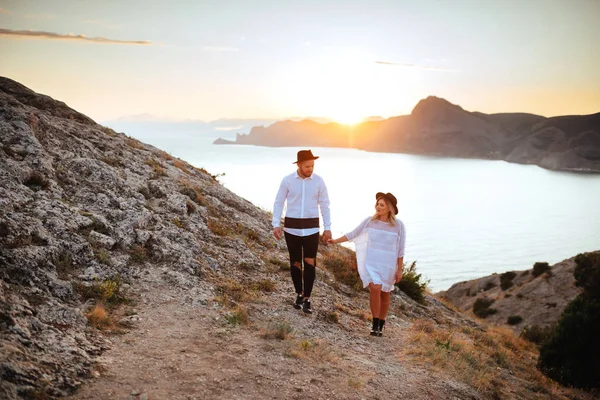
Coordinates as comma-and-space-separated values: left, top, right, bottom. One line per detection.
272, 150, 406, 337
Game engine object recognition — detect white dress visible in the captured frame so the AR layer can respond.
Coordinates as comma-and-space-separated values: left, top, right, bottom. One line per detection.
345, 217, 406, 292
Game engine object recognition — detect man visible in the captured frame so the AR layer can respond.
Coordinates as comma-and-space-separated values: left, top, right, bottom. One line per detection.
272, 150, 332, 314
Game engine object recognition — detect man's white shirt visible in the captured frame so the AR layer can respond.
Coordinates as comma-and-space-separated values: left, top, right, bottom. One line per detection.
272, 171, 331, 237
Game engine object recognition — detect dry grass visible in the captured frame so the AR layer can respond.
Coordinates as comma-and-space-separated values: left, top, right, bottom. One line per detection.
208, 218, 234, 236
287, 339, 337, 362
226, 305, 249, 325
267, 257, 289, 271
320, 310, 340, 324
254, 279, 276, 293
100, 155, 121, 167
216, 279, 255, 303
172, 217, 188, 230
146, 159, 167, 178
129, 244, 148, 264
93, 248, 112, 265
159, 151, 174, 161
173, 159, 190, 174
405, 319, 574, 399
335, 303, 371, 321
74, 276, 130, 306
347, 376, 364, 389
185, 199, 197, 214
86, 304, 112, 330
178, 178, 207, 207
322, 252, 362, 291
261, 323, 294, 340
126, 138, 144, 150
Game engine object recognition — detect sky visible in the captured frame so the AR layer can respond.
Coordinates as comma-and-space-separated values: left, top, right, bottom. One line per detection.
1, 0, 600, 124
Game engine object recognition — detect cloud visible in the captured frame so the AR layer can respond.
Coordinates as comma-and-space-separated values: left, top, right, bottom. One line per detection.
202, 46, 239, 52
375, 61, 458, 72
0, 29, 151, 45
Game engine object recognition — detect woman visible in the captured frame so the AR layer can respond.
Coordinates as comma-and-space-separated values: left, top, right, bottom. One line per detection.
328, 192, 406, 336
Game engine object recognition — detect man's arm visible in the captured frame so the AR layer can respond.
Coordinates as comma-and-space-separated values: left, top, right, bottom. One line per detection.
272, 177, 288, 240
318, 178, 332, 242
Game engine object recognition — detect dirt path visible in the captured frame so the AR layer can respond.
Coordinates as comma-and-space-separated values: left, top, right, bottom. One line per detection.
68, 272, 478, 400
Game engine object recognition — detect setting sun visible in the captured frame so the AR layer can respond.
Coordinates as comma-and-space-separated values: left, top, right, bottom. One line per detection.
331, 112, 363, 125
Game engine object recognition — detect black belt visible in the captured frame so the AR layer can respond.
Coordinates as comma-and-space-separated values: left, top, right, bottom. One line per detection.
284, 217, 320, 229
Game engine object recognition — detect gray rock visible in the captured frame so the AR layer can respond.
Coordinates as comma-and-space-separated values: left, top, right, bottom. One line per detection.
88, 230, 116, 249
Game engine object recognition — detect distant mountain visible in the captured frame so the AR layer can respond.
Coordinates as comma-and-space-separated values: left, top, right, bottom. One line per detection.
102, 117, 279, 140
214, 96, 600, 173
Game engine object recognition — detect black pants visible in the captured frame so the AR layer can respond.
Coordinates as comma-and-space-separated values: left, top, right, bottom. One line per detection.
284, 232, 319, 298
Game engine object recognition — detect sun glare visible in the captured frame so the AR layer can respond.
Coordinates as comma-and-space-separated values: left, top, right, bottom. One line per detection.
332, 113, 363, 125
274, 47, 417, 126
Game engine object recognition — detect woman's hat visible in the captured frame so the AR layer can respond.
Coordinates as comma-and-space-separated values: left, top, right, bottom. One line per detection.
376, 192, 398, 215
293, 149, 320, 164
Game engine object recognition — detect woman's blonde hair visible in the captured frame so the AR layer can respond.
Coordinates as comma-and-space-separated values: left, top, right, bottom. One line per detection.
372, 197, 396, 225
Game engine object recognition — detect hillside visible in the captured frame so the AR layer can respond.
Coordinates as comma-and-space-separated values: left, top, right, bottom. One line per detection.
0, 76, 595, 399
438, 255, 595, 333
215, 96, 600, 173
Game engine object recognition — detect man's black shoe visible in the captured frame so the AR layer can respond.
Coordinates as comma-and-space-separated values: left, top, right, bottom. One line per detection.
293, 294, 303, 309
302, 299, 313, 314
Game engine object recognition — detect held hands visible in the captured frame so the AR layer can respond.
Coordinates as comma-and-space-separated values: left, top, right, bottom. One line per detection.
328, 235, 348, 245
273, 227, 283, 240
322, 230, 332, 244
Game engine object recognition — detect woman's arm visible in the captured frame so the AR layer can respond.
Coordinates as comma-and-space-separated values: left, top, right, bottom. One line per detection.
394, 257, 404, 283
328, 235, 349, 244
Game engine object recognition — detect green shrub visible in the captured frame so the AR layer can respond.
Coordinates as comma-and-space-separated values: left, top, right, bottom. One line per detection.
507, 315, 523, 325
573, 252, 600, 297
537, 252, 600, 388
521, 324, 553, 345
532, 262, 550, 277
74, 275, 130, 306
499, 271, 516, 291
396, 261, 429, 304
473, 298, 497, 318
483, 281, 496, 291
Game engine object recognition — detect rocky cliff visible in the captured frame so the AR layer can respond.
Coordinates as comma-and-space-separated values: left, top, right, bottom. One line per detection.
0, 76, 272, 398
1, 77, 593, 399
215, 96, 600, 173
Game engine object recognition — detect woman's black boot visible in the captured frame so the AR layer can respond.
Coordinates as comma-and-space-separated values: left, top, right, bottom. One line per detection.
378, 319, 386, 337
370, 318, 380, 336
